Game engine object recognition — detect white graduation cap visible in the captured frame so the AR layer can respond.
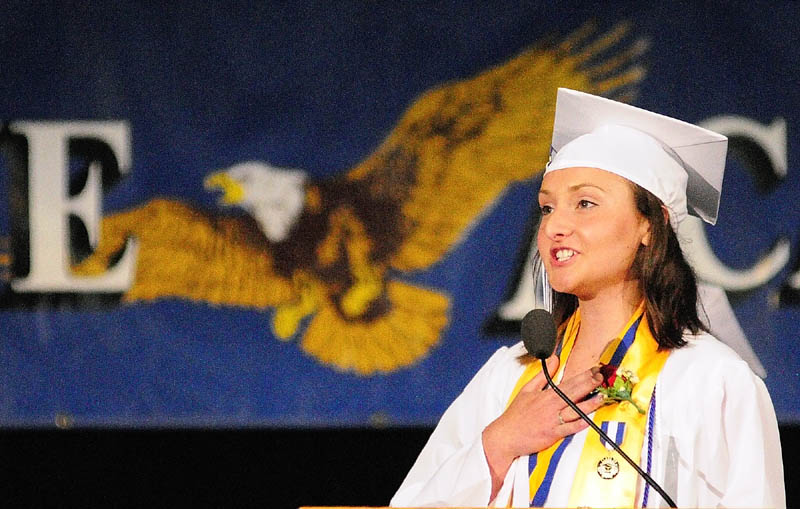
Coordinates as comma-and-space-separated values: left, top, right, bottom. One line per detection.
545, 88, 728, 227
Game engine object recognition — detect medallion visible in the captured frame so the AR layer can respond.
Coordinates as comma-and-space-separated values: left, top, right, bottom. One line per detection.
597, 456, 620, 479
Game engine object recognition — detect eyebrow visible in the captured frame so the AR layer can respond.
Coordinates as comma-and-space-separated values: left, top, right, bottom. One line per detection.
538, 183, 606, 195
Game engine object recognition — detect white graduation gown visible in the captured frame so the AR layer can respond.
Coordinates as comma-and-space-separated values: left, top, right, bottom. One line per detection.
390, 332, 785, 508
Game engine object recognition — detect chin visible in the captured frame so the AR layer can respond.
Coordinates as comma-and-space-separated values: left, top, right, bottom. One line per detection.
548, 276, 596, 300
547, 277, 577, 296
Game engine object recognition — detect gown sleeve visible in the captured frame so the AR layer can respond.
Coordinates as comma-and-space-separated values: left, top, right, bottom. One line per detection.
660, 338, 786, 509
390, 345, 522, 507
710, 359, 785, 508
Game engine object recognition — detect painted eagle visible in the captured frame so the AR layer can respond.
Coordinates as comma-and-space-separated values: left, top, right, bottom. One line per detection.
75, 22, 647, 375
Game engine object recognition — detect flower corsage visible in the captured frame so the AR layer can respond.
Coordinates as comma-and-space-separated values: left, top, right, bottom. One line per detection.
595, 364, 645, 414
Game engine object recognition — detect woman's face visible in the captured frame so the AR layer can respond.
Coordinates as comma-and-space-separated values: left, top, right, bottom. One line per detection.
537, 166, 651, 301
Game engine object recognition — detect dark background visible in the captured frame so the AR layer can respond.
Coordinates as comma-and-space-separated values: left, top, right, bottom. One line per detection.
2, 426, 797, 507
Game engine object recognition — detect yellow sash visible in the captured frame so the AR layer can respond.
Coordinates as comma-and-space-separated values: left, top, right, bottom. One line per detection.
505, 303, 670, 507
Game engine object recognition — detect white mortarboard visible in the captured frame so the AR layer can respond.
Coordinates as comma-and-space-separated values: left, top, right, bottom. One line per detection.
545, 88, 728, 227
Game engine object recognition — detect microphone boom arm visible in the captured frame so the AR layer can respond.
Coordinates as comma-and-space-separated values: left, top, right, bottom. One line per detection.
541, 359, 677, 508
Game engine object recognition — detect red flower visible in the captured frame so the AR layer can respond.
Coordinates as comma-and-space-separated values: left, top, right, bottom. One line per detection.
598, 363, 617, 388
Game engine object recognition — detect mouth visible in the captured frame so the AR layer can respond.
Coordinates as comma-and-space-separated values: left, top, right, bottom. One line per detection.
551, 247, 577, 263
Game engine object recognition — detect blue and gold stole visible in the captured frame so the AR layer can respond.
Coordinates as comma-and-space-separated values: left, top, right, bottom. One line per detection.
505, 303, 670, 507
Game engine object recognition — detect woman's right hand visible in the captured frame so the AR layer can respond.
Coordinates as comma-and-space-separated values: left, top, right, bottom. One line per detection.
481, 356, 605, 498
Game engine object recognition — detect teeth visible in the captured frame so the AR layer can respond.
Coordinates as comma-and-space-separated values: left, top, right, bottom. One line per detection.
555, 249, 575, 262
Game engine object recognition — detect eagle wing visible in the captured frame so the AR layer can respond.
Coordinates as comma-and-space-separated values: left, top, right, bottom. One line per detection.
346, 22, 647, 271
73, 198, 296, 307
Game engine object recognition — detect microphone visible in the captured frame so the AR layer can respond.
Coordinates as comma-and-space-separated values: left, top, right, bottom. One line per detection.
521, 309, 557, 359
520, 309, 677, 508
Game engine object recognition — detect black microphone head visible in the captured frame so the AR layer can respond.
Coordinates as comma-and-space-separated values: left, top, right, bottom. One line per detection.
521, 308, 557, 359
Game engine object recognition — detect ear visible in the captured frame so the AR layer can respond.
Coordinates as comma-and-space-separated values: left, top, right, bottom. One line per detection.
641, 220, 652, 247
660, 205, 670, 225
642, 206, 669, 247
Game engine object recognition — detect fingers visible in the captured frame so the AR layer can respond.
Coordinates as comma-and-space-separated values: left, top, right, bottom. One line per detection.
558, 368, 603, 402
558, 414, 590, 436
551, 393, 604, 438
557, 392, 605, 423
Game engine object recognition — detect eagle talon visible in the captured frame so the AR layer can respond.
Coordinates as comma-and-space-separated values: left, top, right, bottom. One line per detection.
341, 275, 383, 318
272, 272, 322, 340
272, 306, 305, 340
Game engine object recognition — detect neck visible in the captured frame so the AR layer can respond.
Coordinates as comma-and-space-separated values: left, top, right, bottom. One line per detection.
575, 280, 643, 351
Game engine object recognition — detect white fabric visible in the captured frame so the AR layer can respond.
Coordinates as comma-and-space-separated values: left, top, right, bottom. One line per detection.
390, 333, 785, 508
697, 282, 767, 377
545, 124, 689, 229
547, 88, 728, 225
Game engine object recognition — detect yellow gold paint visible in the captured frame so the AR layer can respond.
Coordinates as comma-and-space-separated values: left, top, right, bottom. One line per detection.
301, 280, 449, 375
305, 185, 323, 213
72, 198, 295, 307
204, 171, 245, 205
273, 271, 323, 340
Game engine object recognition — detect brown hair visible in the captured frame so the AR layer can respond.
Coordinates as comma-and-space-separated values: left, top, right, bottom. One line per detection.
543, 183, 706, 350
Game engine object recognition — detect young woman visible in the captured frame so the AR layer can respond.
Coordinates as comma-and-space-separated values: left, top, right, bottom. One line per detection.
390, 89, 785, 508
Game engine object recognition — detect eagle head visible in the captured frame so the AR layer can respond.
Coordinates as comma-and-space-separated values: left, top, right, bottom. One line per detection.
204, 161, 307, 242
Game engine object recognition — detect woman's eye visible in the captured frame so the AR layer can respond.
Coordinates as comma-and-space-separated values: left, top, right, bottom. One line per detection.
539, 204, 553, 215
577, 199, 596, 209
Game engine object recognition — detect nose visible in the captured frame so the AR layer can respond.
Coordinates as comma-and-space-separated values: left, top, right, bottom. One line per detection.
540, 208, 573, 240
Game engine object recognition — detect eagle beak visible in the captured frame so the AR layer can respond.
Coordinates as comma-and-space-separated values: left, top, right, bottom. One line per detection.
204, 171, 244, 205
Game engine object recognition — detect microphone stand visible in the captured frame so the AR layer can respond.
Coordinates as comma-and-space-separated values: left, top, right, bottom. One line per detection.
541, 359, 677, 508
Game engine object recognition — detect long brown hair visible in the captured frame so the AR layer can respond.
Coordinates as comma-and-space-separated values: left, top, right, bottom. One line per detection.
543, 183, 706, 350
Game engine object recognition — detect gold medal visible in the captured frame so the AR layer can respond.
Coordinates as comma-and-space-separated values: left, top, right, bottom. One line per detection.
597, 457, 620, 479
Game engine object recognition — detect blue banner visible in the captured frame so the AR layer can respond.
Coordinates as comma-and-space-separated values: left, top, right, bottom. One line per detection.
1, 1, 799, 426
